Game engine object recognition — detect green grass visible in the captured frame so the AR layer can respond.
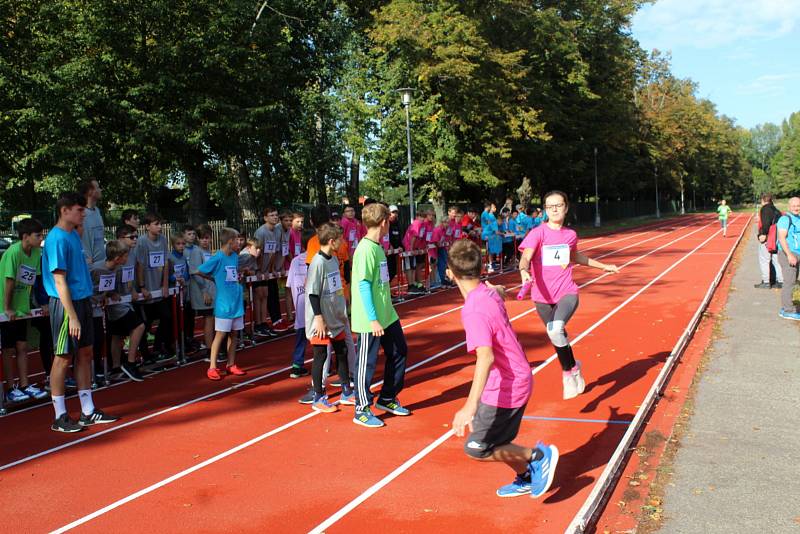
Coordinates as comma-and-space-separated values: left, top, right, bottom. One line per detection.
572, 212, 685, 238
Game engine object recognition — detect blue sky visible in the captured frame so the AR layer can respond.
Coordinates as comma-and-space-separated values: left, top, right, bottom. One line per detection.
631, 0, 800, 129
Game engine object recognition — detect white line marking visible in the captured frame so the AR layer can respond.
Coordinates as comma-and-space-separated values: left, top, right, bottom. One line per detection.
306, 215, 740, 533
46, 216, 726, 532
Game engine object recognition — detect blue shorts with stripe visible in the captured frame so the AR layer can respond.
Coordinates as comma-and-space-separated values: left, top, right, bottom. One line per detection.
49, 298, 94, 356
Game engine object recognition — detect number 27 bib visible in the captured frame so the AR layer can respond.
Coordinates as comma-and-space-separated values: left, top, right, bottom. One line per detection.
541, 244, 570, 268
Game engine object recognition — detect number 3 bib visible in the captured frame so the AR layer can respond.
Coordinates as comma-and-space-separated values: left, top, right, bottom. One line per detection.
541, 244, 570, 268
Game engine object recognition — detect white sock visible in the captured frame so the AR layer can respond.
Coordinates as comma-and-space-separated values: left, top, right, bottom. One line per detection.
78, 389, 95, 416
52, 395, 67, 418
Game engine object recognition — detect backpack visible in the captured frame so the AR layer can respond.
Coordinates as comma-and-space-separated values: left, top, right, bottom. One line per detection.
768, 213, 795, 254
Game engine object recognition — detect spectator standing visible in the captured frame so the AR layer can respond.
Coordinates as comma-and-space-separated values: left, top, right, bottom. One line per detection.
776, 197, 800, 321
755, 194, 783, 289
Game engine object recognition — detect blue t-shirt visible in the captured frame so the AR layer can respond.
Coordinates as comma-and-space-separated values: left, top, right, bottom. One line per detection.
481, 212, 498, 241
514, 214, 530, 237
42, 227, 94, 300
198, 250, 244, 319
776, 213, 800, 254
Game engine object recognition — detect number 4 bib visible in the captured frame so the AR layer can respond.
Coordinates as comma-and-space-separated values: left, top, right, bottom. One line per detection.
542, 244, 570, 268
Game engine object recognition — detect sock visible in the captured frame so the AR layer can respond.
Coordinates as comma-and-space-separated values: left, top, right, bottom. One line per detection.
78, 389, 96, 416
52, 395, 67, 418
517, 469, 532, 483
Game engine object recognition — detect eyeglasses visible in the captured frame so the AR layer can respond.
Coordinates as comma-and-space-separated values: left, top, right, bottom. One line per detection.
545, 203, 565, 211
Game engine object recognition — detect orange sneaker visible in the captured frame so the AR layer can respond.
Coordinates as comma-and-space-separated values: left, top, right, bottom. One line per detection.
226, 364, 246, 376
207, 368, 223, 381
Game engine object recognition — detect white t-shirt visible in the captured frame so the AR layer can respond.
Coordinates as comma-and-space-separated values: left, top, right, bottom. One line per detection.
286, 253, 308, 330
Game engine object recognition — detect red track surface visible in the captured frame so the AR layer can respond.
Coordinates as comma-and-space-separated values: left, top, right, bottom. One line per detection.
0, 214, 746, 533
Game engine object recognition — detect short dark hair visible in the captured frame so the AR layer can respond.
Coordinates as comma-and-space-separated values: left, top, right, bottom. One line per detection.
761, 193, 773, 203
301, 229, 315, 248
116, 224, 137, 239
121, 209, 139, 224
142, 212, 162, 226
78, 180, 97, 198
317, 222, 341, 245
310, 205, 331, 228
55, 192, 86, 219
543, 190, 569, 208
263, 206, 277, 217
447, 239, 482, 279
105, 240, 129, 261
17, 218, 44, 240
196, 224, 212, 239
182, 224, 196, 234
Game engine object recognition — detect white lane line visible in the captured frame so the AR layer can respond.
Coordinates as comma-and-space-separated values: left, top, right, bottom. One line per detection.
306, 215, 739, 533
46, 216, 723, 532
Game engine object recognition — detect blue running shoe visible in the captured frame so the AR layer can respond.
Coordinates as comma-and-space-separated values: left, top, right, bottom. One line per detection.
339, 391, 356, 405
375, 398, 411, 416
529, 442, 559, 498
496, 475, 532, 497
779, 308, 800, 321
353, 409, 384, 428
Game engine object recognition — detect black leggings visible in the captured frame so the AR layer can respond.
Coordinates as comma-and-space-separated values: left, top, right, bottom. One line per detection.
534, 294, 579, 371
312, 338, 349, 396
266, 278, 281, 323
138, 299, 174, 355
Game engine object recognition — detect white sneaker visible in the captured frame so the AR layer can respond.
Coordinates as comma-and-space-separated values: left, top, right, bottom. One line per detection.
571, 361, 585, 395
562, 373, 578, 400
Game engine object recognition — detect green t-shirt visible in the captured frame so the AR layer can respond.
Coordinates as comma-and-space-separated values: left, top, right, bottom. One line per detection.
717, 205, 731, 220
350, 239, 399, 333
0, 241, 41, 315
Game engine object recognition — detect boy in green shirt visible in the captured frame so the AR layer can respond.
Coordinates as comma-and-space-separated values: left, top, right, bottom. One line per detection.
1, 218, 48, 403
351, 203, 411, 428
717, 199, 732, 237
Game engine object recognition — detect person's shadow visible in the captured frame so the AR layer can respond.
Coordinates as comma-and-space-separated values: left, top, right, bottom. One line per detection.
543, 405, 634, 504
580, 351, 669, 414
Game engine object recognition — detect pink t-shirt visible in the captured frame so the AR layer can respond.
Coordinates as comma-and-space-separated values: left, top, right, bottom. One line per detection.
341, 217, 365, 255
462, 283, 533, 408
518, 224, 579, 304
445, 218, 460, 244
429, 225, 446, 258
403, 219, 424, 250
288, 229, 302, 258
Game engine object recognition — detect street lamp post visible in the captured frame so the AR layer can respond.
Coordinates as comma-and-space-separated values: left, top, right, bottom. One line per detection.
654, 164, 661, 218
398, 88, 415, 220
593, 147, 601, 227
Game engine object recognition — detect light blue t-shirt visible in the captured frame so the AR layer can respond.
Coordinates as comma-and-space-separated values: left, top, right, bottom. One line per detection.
42, 227, 94, 300
776, 213, 800, 254
199, 250, 244, 319
514, 214, 531, 237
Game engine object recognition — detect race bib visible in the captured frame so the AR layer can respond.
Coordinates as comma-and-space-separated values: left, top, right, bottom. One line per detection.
148, 251, 165, 268
264, 240, 277, 254
455, 229, 461, 238
202, 252, 212, 263
445, 227, 453, 236
98, 273, 116, 292
349, 229, 356, 242
426, 231, 433, 241
542, 244, 570, 267
326, 270, 343, 295
382, 234, 389, 244
379, 261, 390, 284
121, 266, 135, 284
281, 242, 289, 257
224, 265, 238, 283
16, 264, 36, 286
295, 244, 301, 256
174, 263, 186, 280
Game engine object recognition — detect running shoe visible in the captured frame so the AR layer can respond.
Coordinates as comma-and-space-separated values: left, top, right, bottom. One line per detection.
353, 409, 384, 428
779, 309, 800, 321
93, 374, 107, 388
753, 282, 771, 289
339, 391, 356, 405
22, 384, 48, 400
207, 368, 223, 381
290, 366, 309, 379
496, 475, 532, 497
65, 377, 77, 389
329, 377, 343, 388
51, 413, 84, 433
226, 364, 246, 376
298, 389, 315, 404
271, 319, 291, 333
375, 399, 411, 416
78, 409, 120, 426
529, 442, 559, 498
312, 396, 338, 413
6, 387, 30, 403
571, 361, 586, 395
774, 282, 784, 289
562, 372, 578, 400
121, 361, 145, 382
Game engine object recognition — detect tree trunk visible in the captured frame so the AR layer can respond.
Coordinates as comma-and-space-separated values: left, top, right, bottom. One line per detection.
185, 150, 210, 225
430, 189, 446, 221
516, 176, 533, 209
348, 152, 360, 206
230, 154, 257, 222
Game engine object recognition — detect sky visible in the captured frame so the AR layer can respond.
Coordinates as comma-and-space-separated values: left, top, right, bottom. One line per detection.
631, 0, 800, 129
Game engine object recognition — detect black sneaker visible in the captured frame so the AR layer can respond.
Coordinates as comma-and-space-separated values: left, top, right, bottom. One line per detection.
121, 361, 145, 382
79, 409, 120, 426
51, 413, 84, 433
775, 282, 783, 289
754, 282, 771, 289
298, 389, 316, 404
290, 366, 310, 379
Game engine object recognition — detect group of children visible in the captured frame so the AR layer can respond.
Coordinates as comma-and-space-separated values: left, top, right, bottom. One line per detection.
1, 189, 631, 502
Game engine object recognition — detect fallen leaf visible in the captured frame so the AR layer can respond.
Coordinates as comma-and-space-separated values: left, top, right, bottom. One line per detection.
629, 480, 641, 487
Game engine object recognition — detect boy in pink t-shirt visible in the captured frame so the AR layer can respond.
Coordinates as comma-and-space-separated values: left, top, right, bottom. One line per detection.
341, 206, 365, 257
402, 213, 426, 294
518, 190, 619, 400
447, 239, 559, 499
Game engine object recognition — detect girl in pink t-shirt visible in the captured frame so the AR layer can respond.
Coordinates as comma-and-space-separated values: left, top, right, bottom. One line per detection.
518, 190, 620, 400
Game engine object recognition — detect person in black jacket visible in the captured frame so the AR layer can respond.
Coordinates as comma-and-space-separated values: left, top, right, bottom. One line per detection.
387, 205, 403, 281
755, 193, 784, 289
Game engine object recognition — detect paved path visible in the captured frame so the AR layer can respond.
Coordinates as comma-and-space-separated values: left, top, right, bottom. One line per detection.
659, 228, 800, 533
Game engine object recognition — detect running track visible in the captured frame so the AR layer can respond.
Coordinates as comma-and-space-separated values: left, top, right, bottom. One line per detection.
0, 213, 748, 533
